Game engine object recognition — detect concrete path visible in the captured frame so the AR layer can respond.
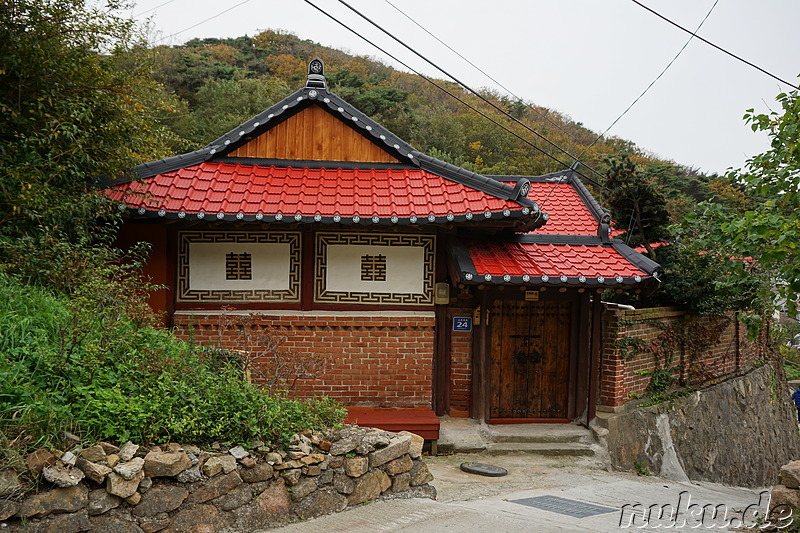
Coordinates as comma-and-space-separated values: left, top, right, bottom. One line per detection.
263, 453, 773, 533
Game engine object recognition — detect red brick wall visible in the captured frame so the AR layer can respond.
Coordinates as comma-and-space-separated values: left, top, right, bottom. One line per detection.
599, 306, 760, 408
446, 306, 473, 417
173, 312, 435, 408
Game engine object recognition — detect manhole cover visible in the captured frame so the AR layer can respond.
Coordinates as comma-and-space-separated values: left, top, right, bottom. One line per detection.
460, 462, 508, 477
511, 495, 616, 518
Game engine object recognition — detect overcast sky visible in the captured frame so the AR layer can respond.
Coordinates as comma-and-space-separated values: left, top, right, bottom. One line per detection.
129, 0, 800, 176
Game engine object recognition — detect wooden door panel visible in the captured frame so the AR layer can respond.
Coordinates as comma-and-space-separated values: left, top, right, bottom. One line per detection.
489, 299, 571, 419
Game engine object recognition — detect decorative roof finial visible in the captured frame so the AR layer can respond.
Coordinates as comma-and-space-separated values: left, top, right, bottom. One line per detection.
306, 57, 327, 90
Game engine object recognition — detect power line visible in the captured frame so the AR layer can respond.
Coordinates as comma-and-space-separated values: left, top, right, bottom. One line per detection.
334, 0, 608, 184
578, 0, 719, 159
380, 0, 583, 146
153, 0, 253, 45
133, 0, 180, 18
302, 0, 605, 190
631, 0, 798, 90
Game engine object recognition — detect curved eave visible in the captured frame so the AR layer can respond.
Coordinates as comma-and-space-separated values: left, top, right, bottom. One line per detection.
114, 204, 540, 227
457, 271, 658, 289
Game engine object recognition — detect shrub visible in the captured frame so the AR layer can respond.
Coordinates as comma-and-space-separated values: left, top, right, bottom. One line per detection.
0, 272, 345, 458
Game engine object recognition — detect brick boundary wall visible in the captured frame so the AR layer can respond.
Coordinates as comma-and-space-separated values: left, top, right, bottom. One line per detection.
446, 306, 473, 417
172, 312, 435, 409
599, 305, 760, 408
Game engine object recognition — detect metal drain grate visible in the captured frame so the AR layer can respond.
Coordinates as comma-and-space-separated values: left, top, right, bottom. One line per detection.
510, 495, 616, 518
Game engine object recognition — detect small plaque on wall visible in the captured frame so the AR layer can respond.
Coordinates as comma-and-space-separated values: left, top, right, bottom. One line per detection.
453, 317, 472, 332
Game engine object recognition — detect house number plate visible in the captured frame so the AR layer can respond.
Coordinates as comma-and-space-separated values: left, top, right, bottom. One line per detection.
453, 317, 472, 332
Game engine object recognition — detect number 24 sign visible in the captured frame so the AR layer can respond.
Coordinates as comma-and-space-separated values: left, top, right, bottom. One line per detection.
452, 317, 472, 332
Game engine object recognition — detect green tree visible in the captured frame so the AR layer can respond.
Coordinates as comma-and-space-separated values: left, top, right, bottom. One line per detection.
0, 0, 181, 273
603, 154, 671, 257
680, 86, 800, 315
172, 76, 291, 145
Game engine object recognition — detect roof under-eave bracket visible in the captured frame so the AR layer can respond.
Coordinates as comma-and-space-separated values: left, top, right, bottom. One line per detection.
106, 58, 543, 229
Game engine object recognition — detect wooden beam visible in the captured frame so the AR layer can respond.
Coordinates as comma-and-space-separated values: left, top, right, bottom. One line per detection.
587, 295, 603, 422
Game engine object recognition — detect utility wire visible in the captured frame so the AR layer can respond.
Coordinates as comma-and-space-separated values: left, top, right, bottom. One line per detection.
153, 0, 253, 45
631, 0, 798, 90
334, 0, 608, 184
133, 0, 180, 18
578, 0, 719, 160
302, 0, 605, 190
381, 0, 582, 146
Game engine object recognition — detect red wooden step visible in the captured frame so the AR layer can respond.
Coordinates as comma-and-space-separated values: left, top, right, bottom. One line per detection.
344, 407, 440, 440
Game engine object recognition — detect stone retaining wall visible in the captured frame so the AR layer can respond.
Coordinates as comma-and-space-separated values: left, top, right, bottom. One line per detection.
0, 427, 435, 532
598, 363, 800, 487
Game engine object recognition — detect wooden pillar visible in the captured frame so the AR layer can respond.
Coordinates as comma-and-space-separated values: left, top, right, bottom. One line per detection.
587, 294, 603, 422
471, 288, 489, 420
433, 306, 450, 416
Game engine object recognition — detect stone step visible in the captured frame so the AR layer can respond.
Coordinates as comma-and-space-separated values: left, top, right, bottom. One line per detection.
483, 424, 593, 444
483, 442, 595, 457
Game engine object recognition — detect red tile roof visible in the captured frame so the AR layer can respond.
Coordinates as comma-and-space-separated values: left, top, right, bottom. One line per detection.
527, 183, 598, 235
468, 241, 648, 280
106, 162, 532, 222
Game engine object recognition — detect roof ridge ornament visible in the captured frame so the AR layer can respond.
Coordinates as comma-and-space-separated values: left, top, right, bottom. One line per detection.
306, 57, 327, 90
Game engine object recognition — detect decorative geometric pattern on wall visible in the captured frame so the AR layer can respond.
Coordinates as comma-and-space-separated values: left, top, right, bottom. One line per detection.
314, 233, 435, 305
178, 231, 301, 303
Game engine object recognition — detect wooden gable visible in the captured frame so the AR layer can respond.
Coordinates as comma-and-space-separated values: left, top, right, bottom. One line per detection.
225, 104, 400, 163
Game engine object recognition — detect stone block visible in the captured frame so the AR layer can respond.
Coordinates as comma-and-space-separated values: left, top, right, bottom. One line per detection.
113, 457, 144, 480
43, 463, 85, 487
229, 446, 249, 460
399, 431, 425, 459
187, 471, 242, 504
117, 442, 139, 462
346, 470, 390, 505
771, 484, 800, 510
333, 472, 354, 494
368, 435, 411, 468
409, 460, 434, 487
216, 484, 256, 511
90, 515, 145, 533
132, 486, 188, 517
143, 451, 191, 478
18, 484, 88, 518
106, 470, 144, 499
35, 509, 91, 533
290, 477, 317, 501
294, 487, 347, 519
344, 456, 369, 478
26, 449, 56, 475
781, 461, 800, 489
79, 445, 107, 464
98, 442, 120, 455
175, 464, 201, 484
384, 455, 413, 476
87, 489, 120, 516
125, 492, 142, 505
240, 463, 273, 483
202, 455, 237, 477
232, 479, 290, 531
301, 453, 326, 465
76, 457, 112, 484
281, 468, 302, 486
165, 503, 225, 533
391, 472, 411, 493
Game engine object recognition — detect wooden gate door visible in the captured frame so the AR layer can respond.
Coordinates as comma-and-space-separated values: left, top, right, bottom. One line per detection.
488, 299, 571, 420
